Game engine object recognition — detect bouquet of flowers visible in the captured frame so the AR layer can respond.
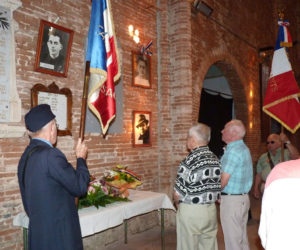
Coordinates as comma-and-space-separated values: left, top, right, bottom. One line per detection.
78, 176, 129, 209
104, 165, 142, 198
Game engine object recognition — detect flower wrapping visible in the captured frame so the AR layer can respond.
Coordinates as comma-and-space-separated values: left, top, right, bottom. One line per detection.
104, 165, 142, 198
78, 176, 129, 209
78, 166, 142, 209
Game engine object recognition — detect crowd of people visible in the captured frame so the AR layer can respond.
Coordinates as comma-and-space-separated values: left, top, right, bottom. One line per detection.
18, 104, 298, 250
174, 120, 299, 250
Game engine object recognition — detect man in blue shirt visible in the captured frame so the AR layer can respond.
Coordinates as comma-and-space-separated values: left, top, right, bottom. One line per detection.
220, 120, 253, 250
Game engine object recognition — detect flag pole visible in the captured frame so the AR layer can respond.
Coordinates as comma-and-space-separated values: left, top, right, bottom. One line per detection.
75, 61, 90, 207
281, 126, 284, 162
79, 61, 90, 140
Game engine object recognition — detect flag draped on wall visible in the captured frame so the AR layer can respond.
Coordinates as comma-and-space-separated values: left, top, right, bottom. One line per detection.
262, 17, 300, 133
86, 0, 121, 134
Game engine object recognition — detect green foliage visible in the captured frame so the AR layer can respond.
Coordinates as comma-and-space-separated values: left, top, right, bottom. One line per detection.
118, 171, 135, 183
78, 185, 130, 209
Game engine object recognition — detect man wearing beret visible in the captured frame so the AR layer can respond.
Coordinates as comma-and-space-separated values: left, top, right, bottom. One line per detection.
17, 104, 90, 250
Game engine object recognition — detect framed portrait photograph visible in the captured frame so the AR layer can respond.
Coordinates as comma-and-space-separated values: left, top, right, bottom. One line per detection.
132, 51, 151, 88
34, 20, 74, 77
133, 111, 151, 147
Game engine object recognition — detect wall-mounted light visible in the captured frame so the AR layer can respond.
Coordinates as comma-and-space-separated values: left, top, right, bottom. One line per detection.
193, 0, 213, 17
249, 90, 253, 98
128, 25, 140, 44
249, 121, 253, 129
249, 104, 253, 112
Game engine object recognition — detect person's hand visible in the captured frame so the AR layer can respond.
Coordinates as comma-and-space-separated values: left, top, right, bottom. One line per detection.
76, 138, 88, 159
279, 132, 289, 143
253, 188, 261, 199
173, 191, 180, 210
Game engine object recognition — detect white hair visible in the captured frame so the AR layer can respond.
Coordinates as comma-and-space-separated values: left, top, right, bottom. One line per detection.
27, 119, 54, 138
188, 123, 211, 144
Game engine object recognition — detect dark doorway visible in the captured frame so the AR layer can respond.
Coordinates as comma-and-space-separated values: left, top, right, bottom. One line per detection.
198, 65, 233, 158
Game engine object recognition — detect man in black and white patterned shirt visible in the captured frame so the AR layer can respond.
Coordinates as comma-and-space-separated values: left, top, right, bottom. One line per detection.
174, 123, 221, 250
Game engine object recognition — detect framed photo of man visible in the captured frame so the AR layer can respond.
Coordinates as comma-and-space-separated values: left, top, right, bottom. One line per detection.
132, 51, 151, 88
34, 20, 74, 78
133, 111, 151, 147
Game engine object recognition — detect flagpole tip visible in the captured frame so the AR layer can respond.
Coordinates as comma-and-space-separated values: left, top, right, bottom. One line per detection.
278, 9, 285, 20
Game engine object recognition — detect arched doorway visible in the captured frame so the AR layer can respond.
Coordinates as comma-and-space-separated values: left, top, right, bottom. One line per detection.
198, 64, 234, 158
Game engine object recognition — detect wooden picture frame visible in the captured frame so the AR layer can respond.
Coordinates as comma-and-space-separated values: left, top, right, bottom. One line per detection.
34, 20, 74, 78
133, 111, 151, 147
132, 51, 151, 88
31, 82, 72, 136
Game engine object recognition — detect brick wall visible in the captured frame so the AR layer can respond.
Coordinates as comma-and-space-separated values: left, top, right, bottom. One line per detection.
1, 0, 299, 248
189, 0, 278, 162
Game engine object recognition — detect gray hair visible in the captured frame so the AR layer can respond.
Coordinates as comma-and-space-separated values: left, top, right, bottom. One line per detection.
188, 123, 211, 144
27, 119, 54, 138
228, 119, 246, 138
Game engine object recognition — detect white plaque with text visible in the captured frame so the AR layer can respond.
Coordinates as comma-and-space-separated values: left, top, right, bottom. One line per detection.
0, 6, 11, 122
38, 92, 67, 130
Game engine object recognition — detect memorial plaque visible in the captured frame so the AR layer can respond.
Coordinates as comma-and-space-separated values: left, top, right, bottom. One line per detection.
38, 92, 68, 130
0, 6, 11, 122
31, 82, 72, 136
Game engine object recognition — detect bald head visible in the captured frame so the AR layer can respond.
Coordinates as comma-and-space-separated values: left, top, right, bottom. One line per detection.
222, 119, 246, 144
267, 133, 281, 153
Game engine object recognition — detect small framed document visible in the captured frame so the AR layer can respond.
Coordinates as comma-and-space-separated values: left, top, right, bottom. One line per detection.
31, 82, 72, 136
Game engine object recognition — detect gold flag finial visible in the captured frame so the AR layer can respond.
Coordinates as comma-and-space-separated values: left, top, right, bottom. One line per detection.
278, 7, 285, 20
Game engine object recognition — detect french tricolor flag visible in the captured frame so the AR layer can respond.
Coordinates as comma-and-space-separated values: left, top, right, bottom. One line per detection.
263, 18, 300, 133
86, 0, 121, 135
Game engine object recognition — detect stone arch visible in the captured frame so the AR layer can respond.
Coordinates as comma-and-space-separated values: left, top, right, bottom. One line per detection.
193, 49, 250, 138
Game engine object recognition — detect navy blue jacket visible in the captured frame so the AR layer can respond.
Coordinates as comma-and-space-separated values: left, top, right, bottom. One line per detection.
18, 139, 90, 250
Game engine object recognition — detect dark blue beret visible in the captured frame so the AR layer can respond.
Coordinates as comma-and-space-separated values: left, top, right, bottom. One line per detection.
25, 104, 56, 132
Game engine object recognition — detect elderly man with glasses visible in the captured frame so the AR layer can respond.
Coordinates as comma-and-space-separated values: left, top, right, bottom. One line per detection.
253, 133, 299, 199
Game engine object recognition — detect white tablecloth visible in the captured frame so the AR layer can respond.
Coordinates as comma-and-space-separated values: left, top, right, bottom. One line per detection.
13, 190, 175, 237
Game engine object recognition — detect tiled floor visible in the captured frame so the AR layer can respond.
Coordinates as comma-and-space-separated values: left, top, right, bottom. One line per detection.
107, 196, 264, 250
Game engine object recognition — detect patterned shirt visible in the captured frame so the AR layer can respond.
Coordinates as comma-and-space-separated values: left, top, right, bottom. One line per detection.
256, 148, 289, 182
221, 139, 253, 194
174, 146, 221, 204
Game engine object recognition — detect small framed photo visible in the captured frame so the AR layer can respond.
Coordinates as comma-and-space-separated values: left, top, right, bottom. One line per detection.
133, 111, 151, 147
132, 51, 151, 88
34, 20, 74, 78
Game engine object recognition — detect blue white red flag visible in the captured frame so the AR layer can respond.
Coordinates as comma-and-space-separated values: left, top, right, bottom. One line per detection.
86, 0, 120, 134
262, 18, 300, 133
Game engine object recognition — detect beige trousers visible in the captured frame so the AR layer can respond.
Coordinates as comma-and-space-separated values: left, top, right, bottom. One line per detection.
176, 202, 218, 250
220, 194, 250, 250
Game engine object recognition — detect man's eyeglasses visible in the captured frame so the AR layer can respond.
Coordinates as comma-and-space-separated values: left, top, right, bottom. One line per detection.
266, 141, 275, 145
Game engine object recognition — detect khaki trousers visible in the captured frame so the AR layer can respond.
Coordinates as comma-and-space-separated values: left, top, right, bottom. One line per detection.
220, 194, 250, 250
176, 202, 218, 250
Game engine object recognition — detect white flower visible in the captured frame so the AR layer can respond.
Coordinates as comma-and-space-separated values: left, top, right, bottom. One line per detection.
90, 180, 101, 187
105, 170, 117, 177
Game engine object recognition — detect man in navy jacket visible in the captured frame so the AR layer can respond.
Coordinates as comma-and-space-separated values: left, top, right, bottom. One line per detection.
18, 104, 90, 250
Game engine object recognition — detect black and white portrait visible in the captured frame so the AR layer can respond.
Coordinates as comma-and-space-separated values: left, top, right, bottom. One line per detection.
133, 111, 151, 147
132, 52, 151, 88
35, 20, 74, 77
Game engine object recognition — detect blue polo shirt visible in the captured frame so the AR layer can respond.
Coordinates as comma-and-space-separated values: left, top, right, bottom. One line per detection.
221, 139, 253, 194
